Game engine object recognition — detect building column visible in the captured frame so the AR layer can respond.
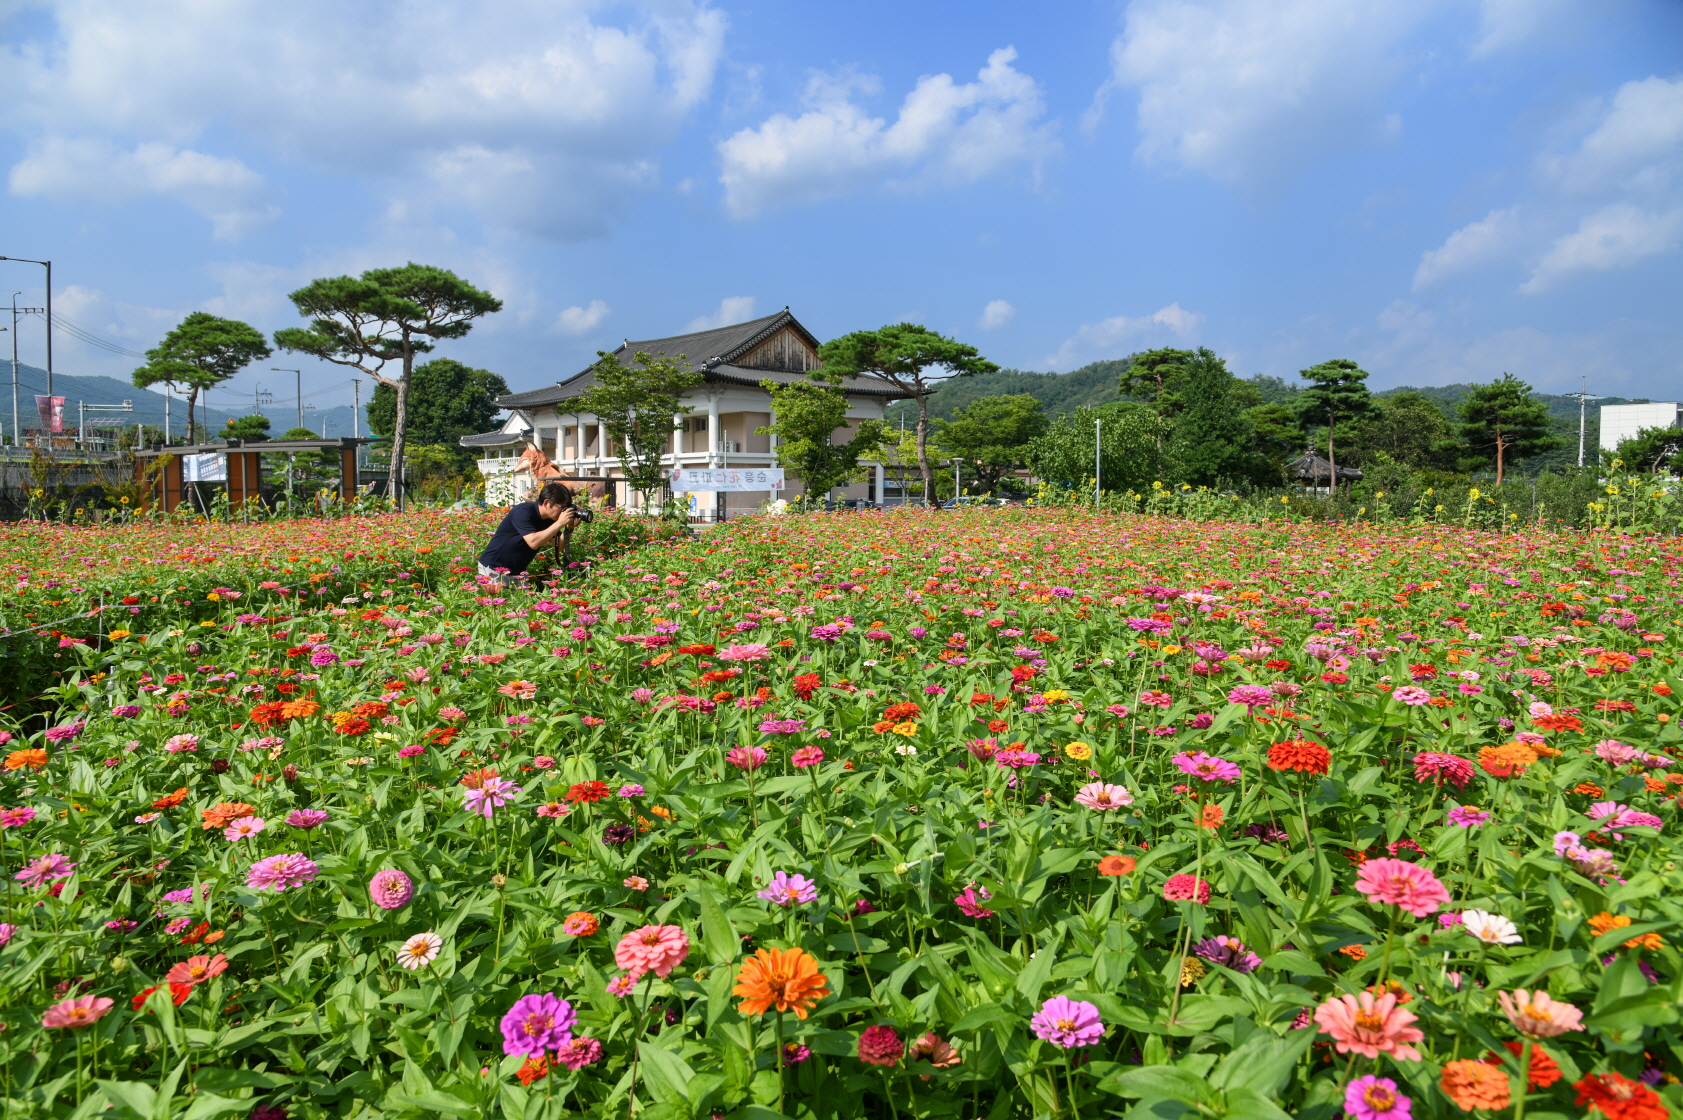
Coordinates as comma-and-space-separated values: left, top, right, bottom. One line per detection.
707, 398, 720, 468
596, 420, 608, 468
874, 461, 885, 505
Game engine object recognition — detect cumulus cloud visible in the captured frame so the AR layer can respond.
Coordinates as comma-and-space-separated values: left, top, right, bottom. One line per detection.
1092, 0, 1425, 188
0, 0, 725, 238
555, 300, 612, 336
686, 296, 757, 332
1521, 203, 1683, 293
977, 299, 1015, 330
1544, 75, 1683, 197
9, 138, 277, 239
1042, 303, 1203, 369
1412, 207, 1522, 289
717, 47, 1056, 217
1470, 0, 1578, 57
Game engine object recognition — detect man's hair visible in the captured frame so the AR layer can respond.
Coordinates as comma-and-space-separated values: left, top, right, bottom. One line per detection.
537, 481, 575, 508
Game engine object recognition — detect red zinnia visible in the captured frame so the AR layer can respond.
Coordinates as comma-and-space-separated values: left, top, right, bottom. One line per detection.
792, 673, 822, 699
131, 983, 193, 1010
1267, 739, 1330, 775
1575, 1071, 1668, 1120
1482, 1042, 1561, 1089
567, 781, 610, 805
1533, 713, 1585, 732
858, 1025, 905, 1067
882, 701, 921, 723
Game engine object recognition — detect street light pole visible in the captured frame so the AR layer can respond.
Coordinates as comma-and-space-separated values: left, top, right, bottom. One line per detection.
273, 368, 302, 430
0, 258, 51, 404
1095, 418, 1102, 507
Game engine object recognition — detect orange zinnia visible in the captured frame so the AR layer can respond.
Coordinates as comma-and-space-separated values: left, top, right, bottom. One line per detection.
200, 802, 256, 830
165, 953, 229, 986
1097, 854, 1136, 876
277, 699, 320, 721
1441, 1059, 1511, 1111
732, 947, 830, 1019
4, 748, 48, 771
1477, 742, 1538, 779
1266, 739, 1330, 775
151, 787, 189, 810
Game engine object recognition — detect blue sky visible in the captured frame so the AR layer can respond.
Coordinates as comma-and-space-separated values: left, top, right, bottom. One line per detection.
2, 0, 1680, 415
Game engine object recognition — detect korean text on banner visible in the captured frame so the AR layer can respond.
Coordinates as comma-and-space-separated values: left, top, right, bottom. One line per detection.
669, 468, 785, 493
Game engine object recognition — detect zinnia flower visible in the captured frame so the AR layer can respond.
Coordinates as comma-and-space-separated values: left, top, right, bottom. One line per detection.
1484, 1041, 1562, 1090
857, 1025, 905, 1067
223, 816, 266, 842
1074, 782, 1134, 810
954, 885, 995, 918
165, 953, 228, 986
1353, 858, 1450, 918
15, 853, 76, 889
1441, 1059, 1510, 1111
499, 992, 576, 1056
614, 925, 690, 979
0, 806, 36, 828
553, 1037, 604, 1070
1192, 935, 1262, 973
726, 746, 767, 771
397, 932, 442, 970
1225, 685, 1273, 708
733, 946, 832, 1018
463, 777, 522, 818
245, 853, 319, 892
1345, 1075, 1412, 1120
1412, 752, 1475, 788
791, 746, 824, 768
718, 643, 771, 661
41, 995, 114, 1029
1575, 1071, 1668, 1120
1171, 751, 1241, 783
1392, 685, 1432, 706
369, 869, 414, 910
1445, 806, 1490, 828
908, 1032, 960, 1072
1460, 909, 1521, 945
562, 912, 599, 937
1098, 854, 1136, 876
1163, 874, 1211, 904
1266, 739, 1330, 775
1030, 996, 1105, 1048
285, 809, 328, 829
757, 871, 818, 908
1497, 989, 1585, 1039
1313, 991, 1424, 1061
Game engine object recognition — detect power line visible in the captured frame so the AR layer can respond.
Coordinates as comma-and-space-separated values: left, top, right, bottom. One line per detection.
23, 309, 148, 359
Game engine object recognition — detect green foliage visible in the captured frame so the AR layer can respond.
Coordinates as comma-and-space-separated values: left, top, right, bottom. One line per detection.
1029, 401, 1165, 494
932, 394, 1048, 493
132, 312, 272, 440
1166, 350, 1257, 487
1456, 372, 1563, 484
756, 378, 886, 503
574, 350, 703, 505
819, 323, 997, 505
275, 263, 502, 497
1118, 348, 1194, 421
1294, 358, 1378, 481
222, 414, 272, 442
1243, 402, 1304, 471
1343, 391, 1460, 470
1612, 426, 1683, 477
367, 358, 510, 468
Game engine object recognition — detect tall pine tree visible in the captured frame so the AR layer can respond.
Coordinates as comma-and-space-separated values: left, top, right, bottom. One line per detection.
1168, 349, 1253, 487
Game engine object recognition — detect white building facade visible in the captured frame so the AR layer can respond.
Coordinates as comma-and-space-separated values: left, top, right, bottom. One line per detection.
463, 309, 904, 516
1600, 402, 1682, 454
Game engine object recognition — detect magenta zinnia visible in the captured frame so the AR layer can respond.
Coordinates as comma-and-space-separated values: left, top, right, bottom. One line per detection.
245, 853, 319, 892
1030, 995, 1104, 1047
1353, 858, 1450, 918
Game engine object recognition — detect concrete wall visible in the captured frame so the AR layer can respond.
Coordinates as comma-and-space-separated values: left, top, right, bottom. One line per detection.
1601, 403, 1681, 452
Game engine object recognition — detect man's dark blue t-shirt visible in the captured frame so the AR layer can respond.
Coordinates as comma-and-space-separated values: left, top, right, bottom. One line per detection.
479, 502, 547, 574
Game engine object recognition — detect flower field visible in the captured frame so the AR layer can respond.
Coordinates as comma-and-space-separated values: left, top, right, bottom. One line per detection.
1, 507, 1681, 1120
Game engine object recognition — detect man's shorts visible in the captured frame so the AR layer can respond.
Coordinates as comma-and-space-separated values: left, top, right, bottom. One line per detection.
477, 563, 525, 587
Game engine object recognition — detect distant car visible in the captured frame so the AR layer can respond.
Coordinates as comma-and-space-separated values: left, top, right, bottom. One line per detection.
939, 495, 1009, 509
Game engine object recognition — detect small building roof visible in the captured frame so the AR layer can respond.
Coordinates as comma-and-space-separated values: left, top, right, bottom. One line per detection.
1285, 451, 1364, 482
134, 437, 377, 458
496, 307, 902, 410
459, 430, 528, 448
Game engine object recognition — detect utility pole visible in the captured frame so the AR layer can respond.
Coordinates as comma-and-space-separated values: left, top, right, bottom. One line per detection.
1567, 376, 1609, 469
0, 258, 50, 404
273, 368, 302, 430
164, 393, 170, 444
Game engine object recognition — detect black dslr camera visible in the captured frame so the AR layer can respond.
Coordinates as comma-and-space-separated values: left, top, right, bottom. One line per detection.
570, 505, 595, 524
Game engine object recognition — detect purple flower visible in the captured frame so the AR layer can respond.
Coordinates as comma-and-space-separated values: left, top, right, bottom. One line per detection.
1445, 806, 1490, 828
616, 784, 645, 798
285, 809, 328, 829
499, 993, 576, 1056
1172, 751, 1241, 783
1030, 996, 1104, 1048
308, 649, 339, 668
758, 718, 807, 735
602, 823, 635, 846
43, 721, 85, 742
809, 624, 844, 642
1345, 1075, 1411, 1120
111, 705, 142, 718
757, 871, 818, 908
1192, 935, 1262, 974
245, 853, 318, 892
995, 750, 1041, 769
463, 777, 522, 818
368, 869, 413, 910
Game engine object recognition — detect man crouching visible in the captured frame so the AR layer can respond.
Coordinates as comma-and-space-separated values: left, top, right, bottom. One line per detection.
477, 481, 584, 586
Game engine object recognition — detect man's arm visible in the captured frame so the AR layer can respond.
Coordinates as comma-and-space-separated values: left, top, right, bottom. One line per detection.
521, 508, 581, 550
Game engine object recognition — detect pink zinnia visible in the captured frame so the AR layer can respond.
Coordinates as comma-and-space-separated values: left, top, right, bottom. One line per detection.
41, 995, 115, 1029
1074, 782, 1133, 810
1162, 874, 1211, 904
954, 885, 995, 919
15, 853, 76, 888
1030, 995, 1105, 1048
1345, 1075, 1412, 1120
857, 1025, 904, 1067
726, 746, 767, 772
1172, 751, 1241, 783
286, 809, 328, 829
1391, 686, 1432, 706
369, 868, 414, 910
1313, 992, 1424, 1060
613, 925, 690, 979
791, 746, 825, 768
718, 643, 771, 662
463, 777, 522, 818
0, 806, 36, 828
1412, 752, 1474, 788
245, 853, 319, 892
163, 734, 200, 753
1353, 858, 1450, 917
553, 1036, 603, 1070
223, 816, 266, 842
1225, 685, 1273, 708
1496, 988, 1585, 1039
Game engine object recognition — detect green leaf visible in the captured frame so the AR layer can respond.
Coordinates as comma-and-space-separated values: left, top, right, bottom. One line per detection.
1096, 1065, 1207, 1104
695, 886, 739, 967
182, 1094, 251, 1120
638, 1042, 696, 1107
950, 1003, 1015, 1033
94, 1080, 156, 1120
1210, 1030, 1314, 1095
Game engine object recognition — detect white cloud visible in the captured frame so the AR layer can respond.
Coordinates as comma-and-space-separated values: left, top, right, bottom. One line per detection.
1412, 207, 1522, 289
686, 296, 757, 332
0, 0, 725, 239
1042, 303, 1203, 369
8, 138, 277, 239
1095, 0, 1426, 188
555, 300, 612, 336
1470, 0, 1577, 57
1521, 203, 1683, 293
1546, 75, 1683, 197
717, 47, 1055, 217
978, 299, 1015, 330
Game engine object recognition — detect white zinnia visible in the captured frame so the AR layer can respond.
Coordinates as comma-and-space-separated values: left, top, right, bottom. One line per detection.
894, 743, 918, 757
397, 931, 443, 970
1460, 909, 1521, 945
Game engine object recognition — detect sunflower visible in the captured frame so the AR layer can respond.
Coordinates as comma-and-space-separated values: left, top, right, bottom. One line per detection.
732, 947, 831, 1019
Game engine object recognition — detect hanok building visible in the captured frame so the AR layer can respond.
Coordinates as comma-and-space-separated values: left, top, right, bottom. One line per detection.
463, 308, 905, 517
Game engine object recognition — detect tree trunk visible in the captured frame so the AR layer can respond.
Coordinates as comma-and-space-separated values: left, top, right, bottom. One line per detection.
916, 392, 935, 507
1326, 414, 1336, 499
186, 388, 198, 445
389, 338, 412, 510
1495, 431, 1506, 487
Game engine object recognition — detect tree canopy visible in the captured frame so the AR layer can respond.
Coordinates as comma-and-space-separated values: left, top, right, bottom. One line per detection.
1344, 391, 1458, 471
222, 414, 272, 442
133, 312, 271, 442
573, 350, 703, 508
1295, 359, 1378, 487
1029, 401, 1166, 495
818, 324, 996, 506
367, 358, 509, 467
1168, 350, 1260, 487
933, 394, 1047, 493
1456, 373, 1561, 485
1613, 426, 1683, 476
274, 263, 501, 504
756, 379, 886, 504
1118, 348, 1195, 421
